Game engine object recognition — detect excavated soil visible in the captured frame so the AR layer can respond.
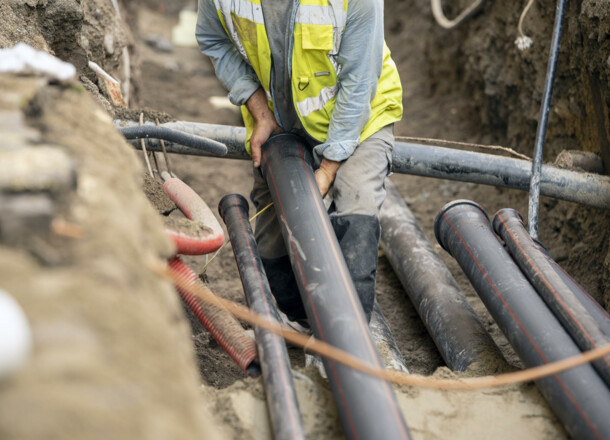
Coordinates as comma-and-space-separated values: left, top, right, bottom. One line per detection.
1, 0, 609, 438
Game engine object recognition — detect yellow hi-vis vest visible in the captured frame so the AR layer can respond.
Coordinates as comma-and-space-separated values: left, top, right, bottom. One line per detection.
213, 0, 403, 154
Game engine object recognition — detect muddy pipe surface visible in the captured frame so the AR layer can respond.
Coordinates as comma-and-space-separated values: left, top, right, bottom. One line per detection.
118, 121, 610, 210
380, 180, 502, 371
435, 200, 610, 440
493, 208, 610, 386
219, 194, 305, 440
259, 133, 411, 440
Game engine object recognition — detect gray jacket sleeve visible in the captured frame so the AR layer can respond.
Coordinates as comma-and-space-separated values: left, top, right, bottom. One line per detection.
313, 0, 384, 162
196, 0, 260, 105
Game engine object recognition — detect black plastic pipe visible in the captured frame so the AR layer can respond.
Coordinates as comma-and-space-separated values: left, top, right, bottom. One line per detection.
546, 254, 610, 337
493, 208, 610, 385
117, 125, 228, 156
435, 200, 610, 440
259, 133, 411, 440
379, 180, 502, 371
218, 194, 305, 440
118, 121, 610, 211
528, 0, 568, 239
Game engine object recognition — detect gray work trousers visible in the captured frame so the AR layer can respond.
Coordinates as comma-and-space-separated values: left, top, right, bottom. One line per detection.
251, 124, 394, 322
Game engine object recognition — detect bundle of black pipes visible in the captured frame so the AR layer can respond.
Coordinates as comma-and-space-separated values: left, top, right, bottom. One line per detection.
493, 208, 610, 386
379, 180, 503, 371
117, 120, 610, 211
219, 194, 305, 440
259, 133, 411, 440
434, 200, 610, 439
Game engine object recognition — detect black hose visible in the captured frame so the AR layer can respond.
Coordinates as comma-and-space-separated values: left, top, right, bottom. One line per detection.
379, 180, 503, 371
259, 133, 411, 440
219, 194, 305, 440
493, 208, 610, 386
435, 200, 610, 440
118, 125, 228, 156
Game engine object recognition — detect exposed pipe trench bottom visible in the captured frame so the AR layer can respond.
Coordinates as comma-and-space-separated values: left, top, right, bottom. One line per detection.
219, 194, 306, 440
380, 179, 503, 371
493, 208, 610, 386
435, 200, 610, 439
168, 257, 260, 377
259, 133, 411, 440
118, 121, 610, 211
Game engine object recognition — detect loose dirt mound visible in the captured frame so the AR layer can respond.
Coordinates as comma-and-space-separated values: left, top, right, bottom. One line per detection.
0, 74, 224, 439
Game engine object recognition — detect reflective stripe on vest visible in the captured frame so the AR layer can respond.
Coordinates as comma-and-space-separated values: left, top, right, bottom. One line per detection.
213, 0, 264, 65
295, 84, 338, 117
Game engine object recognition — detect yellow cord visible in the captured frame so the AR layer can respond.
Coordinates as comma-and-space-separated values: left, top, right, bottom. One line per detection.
199, 202, 274, 276
249, 201, 275, 222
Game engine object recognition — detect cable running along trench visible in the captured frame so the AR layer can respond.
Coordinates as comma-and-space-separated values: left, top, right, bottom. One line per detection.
150, 259, 610, 391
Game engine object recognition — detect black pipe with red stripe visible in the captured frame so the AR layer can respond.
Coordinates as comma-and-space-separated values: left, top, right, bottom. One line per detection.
435, 200, 610, 440
259, 133, 411, 440
219, 193, 305, 440
545, 254, 610, 337
493, 208, 610, 386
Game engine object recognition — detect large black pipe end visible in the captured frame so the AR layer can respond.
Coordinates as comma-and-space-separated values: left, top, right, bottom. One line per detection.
218, 193, 250, 221
434, 200, 490, 254
260, 133, 314, 180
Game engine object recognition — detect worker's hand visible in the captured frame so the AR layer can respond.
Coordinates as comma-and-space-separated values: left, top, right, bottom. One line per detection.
315, 158, 341, 198
251, 117, 281, 168
246, 88, 281, 168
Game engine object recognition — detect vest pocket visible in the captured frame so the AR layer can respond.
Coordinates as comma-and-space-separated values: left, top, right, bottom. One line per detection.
301, 24, 334, 51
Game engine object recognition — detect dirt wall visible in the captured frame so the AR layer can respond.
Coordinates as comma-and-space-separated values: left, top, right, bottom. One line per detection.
0, 73, 224, 440
385, 0, 610, 311
389, 0, 610, 165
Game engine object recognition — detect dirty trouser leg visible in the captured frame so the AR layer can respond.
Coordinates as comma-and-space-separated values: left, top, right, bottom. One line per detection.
330, 124, 394, 322
250, 166, 309, 326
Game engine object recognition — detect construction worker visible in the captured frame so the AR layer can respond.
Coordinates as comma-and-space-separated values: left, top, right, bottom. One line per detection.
196, 0, 402, 325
